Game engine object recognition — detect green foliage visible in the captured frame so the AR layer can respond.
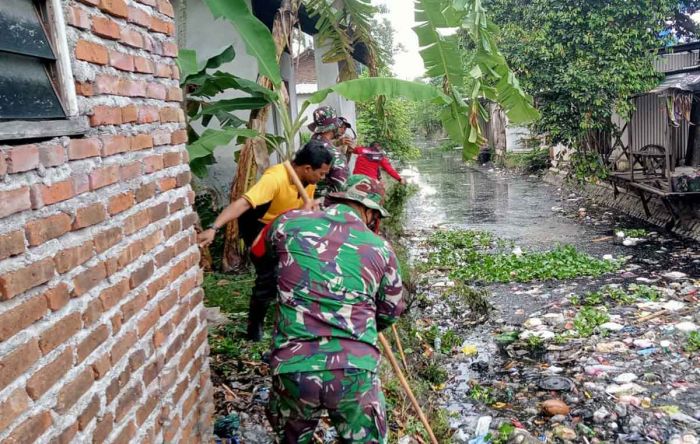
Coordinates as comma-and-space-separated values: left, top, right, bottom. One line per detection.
574, 306, 610, 337
486, 0, 676, 165
505, 148, 550, 173
422, 326, 462, 354
526, 334, 544, 351
628, 284, 661, 301
567, 150, 610, 184
309, 77, 449, 105
419, 363, 449, 385
427, 230, 621, 283
454, 283, 493, 315
468, 383, 495, 404
357, 93, 421, 161
178, 46, 271, 177
685, 331, 700, 353
617, 228, 648, 238
306, 0, 383, 80
203, 272, 272, 363
487, 423, 516, 444
412, 0, 539, 159
381, 182, 419, 238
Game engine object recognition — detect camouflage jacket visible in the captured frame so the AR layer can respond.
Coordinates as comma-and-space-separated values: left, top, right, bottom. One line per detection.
312, 134, 349, 194
264, 203, 405, 374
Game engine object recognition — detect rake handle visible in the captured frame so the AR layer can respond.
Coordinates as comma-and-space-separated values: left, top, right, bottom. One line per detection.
379, 333, 439, 444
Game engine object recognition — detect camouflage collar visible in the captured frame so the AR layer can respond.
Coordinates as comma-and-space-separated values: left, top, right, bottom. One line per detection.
327, 203, 364, 220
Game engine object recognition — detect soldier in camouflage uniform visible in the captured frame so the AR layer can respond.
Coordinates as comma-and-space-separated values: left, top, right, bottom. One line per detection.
308, 106, 350, 194
252, 175, 405, 443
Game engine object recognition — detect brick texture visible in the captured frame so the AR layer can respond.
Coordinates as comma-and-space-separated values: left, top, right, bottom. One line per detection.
0, 0, 210, 441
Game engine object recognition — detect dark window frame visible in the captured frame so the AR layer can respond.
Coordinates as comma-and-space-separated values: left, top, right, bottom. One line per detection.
0, 0, 88, 142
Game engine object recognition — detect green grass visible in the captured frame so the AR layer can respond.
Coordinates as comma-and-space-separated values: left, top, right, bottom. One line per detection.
426, 230, 620, 283
504, 148, 550, 173
685, 331, 700, 353
573, 306, 610, 337
203, 272, 254, 313
616, 228, 648, 238
203, 272, 273, 364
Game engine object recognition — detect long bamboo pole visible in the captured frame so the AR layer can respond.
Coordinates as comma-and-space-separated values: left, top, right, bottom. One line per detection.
378, 333, 439, 444
392, 324, 410, 372
283, 161, 438, 444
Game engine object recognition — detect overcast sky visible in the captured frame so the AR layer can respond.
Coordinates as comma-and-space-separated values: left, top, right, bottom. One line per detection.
380, 4, 700, 81
379, 0, 425, 80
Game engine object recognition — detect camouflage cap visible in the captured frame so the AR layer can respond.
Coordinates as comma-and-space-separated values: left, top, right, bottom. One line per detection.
307, 106, 340, 134
327, 175, 390, 218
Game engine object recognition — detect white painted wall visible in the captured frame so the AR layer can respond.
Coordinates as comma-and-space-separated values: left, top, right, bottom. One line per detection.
313, 36, 357, 127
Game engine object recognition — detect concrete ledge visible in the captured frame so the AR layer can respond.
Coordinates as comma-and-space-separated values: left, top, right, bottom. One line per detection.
543, 170, 700, 241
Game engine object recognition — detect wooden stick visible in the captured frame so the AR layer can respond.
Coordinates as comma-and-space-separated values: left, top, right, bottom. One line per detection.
378, 333, 438, 444
392, 324, 410, 373
283, 160, 311, 205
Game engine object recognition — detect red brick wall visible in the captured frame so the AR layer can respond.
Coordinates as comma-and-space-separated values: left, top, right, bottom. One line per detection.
0, 0, 213, 442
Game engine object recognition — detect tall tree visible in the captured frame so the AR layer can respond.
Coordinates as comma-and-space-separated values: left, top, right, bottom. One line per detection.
486, 0, 677, 157
668, 1, 700, 40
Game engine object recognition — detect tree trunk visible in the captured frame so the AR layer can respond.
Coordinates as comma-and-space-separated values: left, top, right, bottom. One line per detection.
221, 1, 297, 272
492, 105, 507, 166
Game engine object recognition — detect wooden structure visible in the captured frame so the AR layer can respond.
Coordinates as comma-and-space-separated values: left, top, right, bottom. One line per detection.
605, 43, 700, 226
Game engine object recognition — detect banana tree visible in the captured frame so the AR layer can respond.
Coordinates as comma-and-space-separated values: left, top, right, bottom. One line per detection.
415, 0, 540, 159
178, 45, 274, 177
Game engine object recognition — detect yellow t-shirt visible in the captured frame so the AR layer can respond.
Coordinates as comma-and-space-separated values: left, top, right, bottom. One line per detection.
243, 163, 316, 224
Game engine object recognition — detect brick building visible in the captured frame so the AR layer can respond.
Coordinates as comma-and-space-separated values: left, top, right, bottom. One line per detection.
0, 0, 212, 442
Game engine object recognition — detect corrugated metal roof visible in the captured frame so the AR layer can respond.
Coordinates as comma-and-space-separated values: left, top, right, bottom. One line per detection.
650, 70, 700, 93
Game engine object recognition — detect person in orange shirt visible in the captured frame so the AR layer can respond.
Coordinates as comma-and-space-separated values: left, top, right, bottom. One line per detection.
198, 140, 332, 341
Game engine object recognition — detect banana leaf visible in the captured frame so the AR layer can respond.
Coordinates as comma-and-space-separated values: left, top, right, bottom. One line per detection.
178, 46, 236, 85
191, 71, 277, 100
414, 0, 465, 87
308, 77, 450, 105
193, 98, 271, 120
188, 128, 258, 178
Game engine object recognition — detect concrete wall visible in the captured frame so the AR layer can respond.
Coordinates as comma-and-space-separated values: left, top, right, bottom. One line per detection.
0, 0, 212, 442
545, 171, 700, 241
313, 37, 357, 127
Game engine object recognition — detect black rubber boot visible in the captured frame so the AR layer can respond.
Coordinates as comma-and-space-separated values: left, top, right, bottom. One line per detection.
246, 294, 269, 341
246, 254, 278, 341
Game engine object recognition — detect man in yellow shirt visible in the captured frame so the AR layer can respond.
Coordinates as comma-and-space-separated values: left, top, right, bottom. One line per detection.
198, 140, 332, 340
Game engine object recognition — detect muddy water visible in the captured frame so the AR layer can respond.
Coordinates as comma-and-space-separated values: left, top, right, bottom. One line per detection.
399, 149, 700, 442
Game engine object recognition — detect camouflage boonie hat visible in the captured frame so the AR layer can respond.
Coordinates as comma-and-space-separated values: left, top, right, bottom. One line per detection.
308, 106, 340, 133
327, 175, 390, 218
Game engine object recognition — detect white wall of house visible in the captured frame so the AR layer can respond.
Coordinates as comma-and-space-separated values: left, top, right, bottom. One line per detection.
312, 36, 357, 127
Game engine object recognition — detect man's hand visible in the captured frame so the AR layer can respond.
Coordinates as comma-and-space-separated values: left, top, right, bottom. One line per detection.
302, 198, 321, 211
399, 178, 406, 185
198, 229, 216, 248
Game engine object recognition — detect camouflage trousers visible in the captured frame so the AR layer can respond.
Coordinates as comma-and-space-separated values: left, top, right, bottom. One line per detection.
267, 369, 387, 444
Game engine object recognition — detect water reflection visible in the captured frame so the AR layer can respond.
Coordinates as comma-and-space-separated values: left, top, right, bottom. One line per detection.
405, 149, 590, 249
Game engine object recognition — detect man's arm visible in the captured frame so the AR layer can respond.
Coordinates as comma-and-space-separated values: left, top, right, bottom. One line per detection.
376, 247, 405, 331
197, 197, 251, 247
198, 170, 282, 247
328, 147, 349, 192
380, 157, 403, 182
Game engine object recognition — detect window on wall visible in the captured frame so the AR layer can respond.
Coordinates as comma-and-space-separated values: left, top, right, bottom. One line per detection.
0, 0, 84, 140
